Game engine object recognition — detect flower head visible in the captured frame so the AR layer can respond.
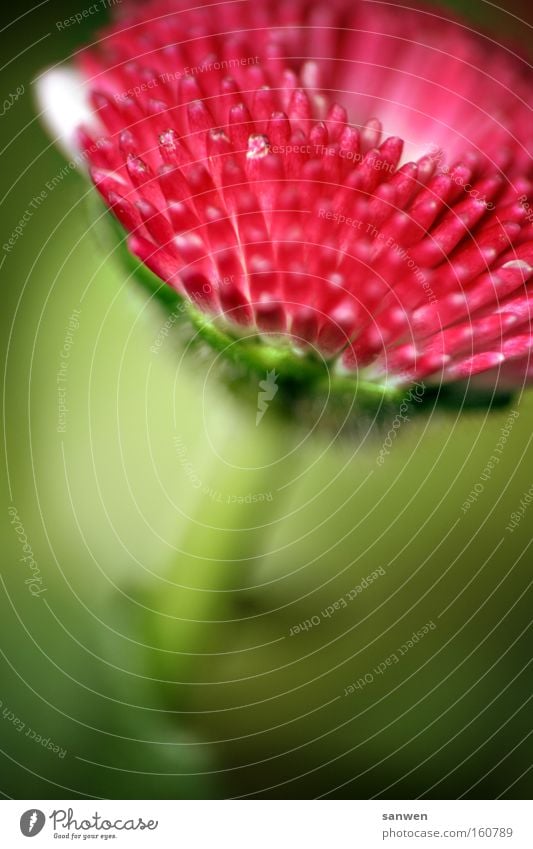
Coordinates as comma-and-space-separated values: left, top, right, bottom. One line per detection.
38, 0, 533, 404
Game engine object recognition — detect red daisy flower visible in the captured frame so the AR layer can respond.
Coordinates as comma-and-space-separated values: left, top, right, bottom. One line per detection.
37, 0, 533, 400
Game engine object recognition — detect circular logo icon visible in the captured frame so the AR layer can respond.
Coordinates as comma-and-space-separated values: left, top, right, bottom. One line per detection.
20, 810, 46, 837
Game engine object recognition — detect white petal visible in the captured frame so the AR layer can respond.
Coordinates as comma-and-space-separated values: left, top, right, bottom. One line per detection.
34, 66, 97, 162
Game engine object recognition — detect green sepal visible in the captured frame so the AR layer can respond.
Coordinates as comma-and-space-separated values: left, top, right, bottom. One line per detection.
84, 192, 517, 422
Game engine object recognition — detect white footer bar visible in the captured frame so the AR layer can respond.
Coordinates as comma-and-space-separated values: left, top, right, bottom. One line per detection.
1, 800, 530, 848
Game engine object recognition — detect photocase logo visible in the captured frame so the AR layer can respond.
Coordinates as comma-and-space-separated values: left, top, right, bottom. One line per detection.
20, 809, 46, 837
256, 370, 279, 425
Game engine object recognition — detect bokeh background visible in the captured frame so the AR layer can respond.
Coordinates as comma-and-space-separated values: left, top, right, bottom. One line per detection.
1, 0, 532, 799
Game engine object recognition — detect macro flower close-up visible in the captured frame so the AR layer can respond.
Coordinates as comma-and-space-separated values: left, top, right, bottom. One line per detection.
1, 0, 532, 820
38, 0, 533, 403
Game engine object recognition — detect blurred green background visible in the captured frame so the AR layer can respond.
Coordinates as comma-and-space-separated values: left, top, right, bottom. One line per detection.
1, 0, 532, 799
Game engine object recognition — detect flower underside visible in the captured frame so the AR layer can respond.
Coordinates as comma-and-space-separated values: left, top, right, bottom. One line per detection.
40, 0, 533, 400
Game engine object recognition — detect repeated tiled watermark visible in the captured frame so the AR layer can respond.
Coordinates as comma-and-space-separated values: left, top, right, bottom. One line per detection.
173, 435, 273, 504
149, 276, 239, 354
343, 620, 436, 696
461, 409, 519, 514
270, 143, 395, 173
113, 56, 260, 103
256, 370, 279, 425
56, 308, 82, 434
505, 484, 533, 534
3, 155, 88, 254
0, 699, 67, 759
0, 84, 25, 117
56, 0, 122, 30
318, 210, 438, 307
7, 506, 47, 598
150, 302, 187, 355
3, 190, 48, 254
3, 129, 132, 255
518, 194, 533, 225
376, 382, 425, 465
289, 566, 386, 636
427, 144, 495, 210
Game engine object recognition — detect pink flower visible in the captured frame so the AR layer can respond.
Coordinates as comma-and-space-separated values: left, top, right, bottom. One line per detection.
38, 0, 533, 394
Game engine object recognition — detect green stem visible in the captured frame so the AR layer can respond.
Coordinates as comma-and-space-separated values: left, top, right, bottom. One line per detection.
185, 303, 404, 409
143, 415, 301, 698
